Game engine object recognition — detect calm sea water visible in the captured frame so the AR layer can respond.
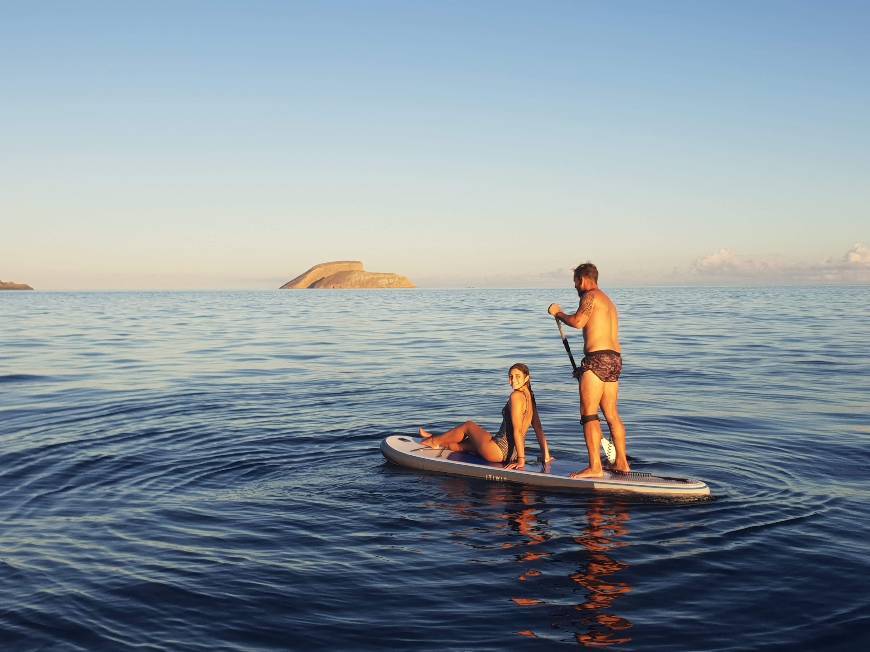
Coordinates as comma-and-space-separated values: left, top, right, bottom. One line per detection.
1, 287, 868, 651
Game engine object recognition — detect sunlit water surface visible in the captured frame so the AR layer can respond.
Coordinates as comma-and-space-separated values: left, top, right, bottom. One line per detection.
1, 288, 868, 651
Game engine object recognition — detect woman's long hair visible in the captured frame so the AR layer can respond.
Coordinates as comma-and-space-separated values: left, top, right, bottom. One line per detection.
509, 362, 537, 413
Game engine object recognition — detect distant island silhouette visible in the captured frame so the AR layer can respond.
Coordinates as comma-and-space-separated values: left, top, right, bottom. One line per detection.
280, 261, 414, 289
0, 280, 33, 290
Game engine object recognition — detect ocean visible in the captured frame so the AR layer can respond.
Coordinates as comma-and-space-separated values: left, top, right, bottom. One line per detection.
1, 287, 868, 651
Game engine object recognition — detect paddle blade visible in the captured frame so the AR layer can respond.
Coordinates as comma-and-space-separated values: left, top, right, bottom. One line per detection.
601, 437, 617, 465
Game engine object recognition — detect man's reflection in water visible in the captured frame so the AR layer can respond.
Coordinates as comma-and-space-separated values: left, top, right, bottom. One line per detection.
420, 478, 632, 646
507, 494, 632, 647
570, 498, 632, 646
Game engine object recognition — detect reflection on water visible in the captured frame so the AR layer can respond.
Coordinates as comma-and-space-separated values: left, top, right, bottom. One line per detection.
506, 494, 632, 647
569, 499, 632, 647
424, 482, 634, 647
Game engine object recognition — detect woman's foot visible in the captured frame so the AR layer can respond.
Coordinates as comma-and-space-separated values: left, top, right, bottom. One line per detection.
419, 428, 443, 448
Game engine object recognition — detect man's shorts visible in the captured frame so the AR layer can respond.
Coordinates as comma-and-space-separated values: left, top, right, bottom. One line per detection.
579, 350, 622, 383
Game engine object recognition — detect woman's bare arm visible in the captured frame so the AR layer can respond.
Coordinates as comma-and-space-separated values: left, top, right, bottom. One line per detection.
530, 406, 553, 462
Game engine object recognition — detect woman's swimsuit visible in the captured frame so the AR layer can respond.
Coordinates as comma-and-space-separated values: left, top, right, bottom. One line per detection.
492, 396, 529, 463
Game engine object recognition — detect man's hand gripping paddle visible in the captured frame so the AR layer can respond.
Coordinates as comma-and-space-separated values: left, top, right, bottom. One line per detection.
553, 316, 618, 465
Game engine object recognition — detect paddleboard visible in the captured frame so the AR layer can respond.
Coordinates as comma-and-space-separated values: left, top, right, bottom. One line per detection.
381, 435, 710, 498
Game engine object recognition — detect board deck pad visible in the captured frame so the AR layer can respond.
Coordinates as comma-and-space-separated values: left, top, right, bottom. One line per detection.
381, 435, 710, 498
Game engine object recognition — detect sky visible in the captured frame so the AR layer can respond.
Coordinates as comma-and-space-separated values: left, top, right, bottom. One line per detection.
1, 1, 868, 289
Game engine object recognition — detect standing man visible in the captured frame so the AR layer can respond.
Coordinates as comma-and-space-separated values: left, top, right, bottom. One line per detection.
548, 263, 631, 478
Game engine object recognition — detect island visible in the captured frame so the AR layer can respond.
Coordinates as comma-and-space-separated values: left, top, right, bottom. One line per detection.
280, 261, 415, 289
0, 280, 33, 290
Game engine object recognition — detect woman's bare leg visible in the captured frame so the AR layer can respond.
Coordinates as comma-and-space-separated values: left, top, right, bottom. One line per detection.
459, 421, 506, 461
420, 422, 472, 448
420, 421, 503, 462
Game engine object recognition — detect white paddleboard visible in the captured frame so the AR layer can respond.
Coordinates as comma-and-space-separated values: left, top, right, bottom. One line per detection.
381, 435, 710, 498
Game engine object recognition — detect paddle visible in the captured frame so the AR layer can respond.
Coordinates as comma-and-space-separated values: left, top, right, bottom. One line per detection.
553, 316, 617, 465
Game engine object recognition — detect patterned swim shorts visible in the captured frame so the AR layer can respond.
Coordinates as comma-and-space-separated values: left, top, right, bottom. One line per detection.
580, 349, 622, 383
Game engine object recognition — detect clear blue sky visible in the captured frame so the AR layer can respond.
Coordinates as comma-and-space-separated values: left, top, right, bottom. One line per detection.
2, 1, 868, 289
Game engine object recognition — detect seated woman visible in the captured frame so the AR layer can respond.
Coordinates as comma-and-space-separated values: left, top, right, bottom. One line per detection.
420, 363, 554, 470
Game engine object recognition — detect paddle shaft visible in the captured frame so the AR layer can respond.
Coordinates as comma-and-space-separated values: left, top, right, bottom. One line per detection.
555, 318, 579, 373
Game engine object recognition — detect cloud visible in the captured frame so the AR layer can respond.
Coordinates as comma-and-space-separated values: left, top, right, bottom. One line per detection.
691, 248, 780, 276
841, 243, 870, 266
536, 266, 575, 281
690, 243, 870, 284
693, 248, 738, 272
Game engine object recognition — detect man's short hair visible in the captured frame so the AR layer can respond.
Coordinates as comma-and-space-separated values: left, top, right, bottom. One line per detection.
573, 262, 598, 283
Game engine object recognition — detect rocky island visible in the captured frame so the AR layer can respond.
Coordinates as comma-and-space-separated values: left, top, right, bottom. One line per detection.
0, 280, 33, 290
280, 261, 414, 289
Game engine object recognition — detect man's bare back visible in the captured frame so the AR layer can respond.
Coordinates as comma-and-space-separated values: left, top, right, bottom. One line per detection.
574, 288, 620, 354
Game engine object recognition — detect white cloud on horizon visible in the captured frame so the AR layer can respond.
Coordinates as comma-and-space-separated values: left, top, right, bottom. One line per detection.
690, 243, 870, 284
839, 242, 870, 266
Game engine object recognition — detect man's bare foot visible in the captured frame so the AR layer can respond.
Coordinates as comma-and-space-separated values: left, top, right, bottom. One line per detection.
570, 466, 606, 479
612, 459, 631, 474
418, 427, 433, 439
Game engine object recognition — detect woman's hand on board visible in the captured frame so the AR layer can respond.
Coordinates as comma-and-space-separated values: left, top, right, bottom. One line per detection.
504, 459, 526, 470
